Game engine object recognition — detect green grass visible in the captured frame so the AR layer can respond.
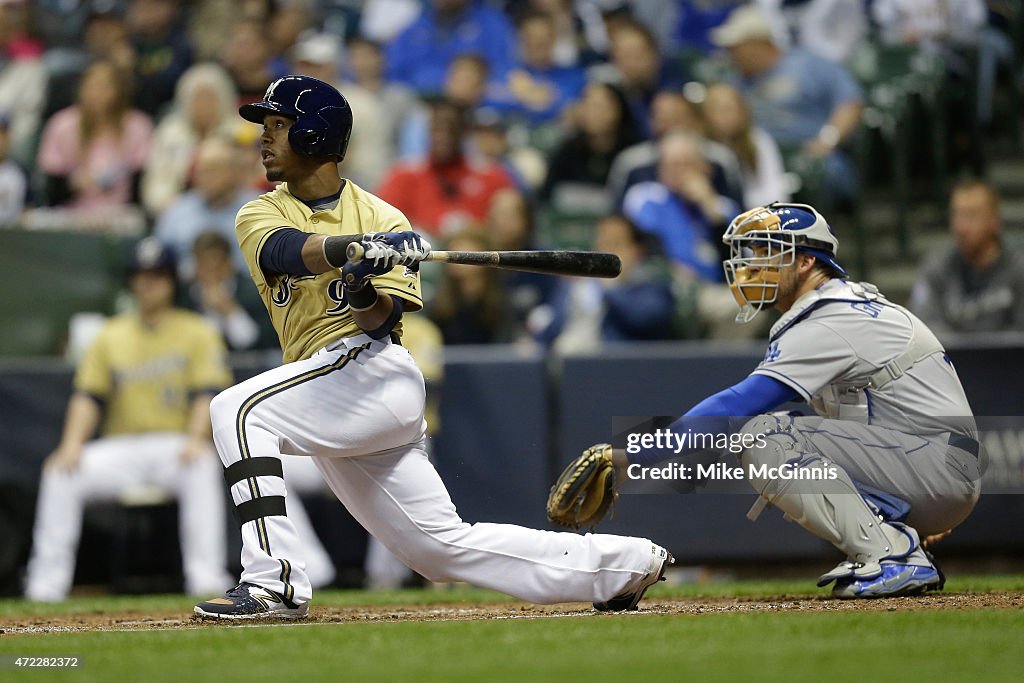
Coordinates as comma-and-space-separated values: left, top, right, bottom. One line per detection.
1, 576, 1022, 682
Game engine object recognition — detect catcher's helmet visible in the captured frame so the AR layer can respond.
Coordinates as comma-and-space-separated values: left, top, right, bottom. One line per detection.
722, 202, 846, 322
239, 75, 353, 161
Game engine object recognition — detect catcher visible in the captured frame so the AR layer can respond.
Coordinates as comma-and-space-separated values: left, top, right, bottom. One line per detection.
549, 202, 981, 598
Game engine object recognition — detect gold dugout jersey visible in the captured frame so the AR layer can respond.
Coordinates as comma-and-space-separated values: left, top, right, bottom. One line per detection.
75, 310, 232, 436
236, 180, 423, 363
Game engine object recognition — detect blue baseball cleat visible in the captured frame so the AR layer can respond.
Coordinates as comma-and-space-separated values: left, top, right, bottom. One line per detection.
831, 561, 944, 599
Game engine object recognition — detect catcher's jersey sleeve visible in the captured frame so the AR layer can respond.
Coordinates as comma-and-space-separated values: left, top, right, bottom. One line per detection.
751, 318, 858, 400
74, 311, 232, 436
236, 180, 423, 363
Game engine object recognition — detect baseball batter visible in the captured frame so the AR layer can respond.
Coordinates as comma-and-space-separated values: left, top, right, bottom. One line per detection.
605, 203, 981, 597
194, 76, 671, 619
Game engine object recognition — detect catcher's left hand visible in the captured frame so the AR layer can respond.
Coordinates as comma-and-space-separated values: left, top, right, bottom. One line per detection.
546, 443, 618, 531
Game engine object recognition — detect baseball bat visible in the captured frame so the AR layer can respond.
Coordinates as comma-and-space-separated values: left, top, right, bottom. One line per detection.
346, 242, 621, 278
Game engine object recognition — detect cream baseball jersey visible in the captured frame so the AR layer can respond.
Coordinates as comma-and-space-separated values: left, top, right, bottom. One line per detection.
236, 180, 423, 363
75, 310, 232, 436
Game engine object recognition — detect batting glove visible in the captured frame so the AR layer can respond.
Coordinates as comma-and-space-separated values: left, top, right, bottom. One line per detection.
366, 231, 432, 269
342, 239, 398, 291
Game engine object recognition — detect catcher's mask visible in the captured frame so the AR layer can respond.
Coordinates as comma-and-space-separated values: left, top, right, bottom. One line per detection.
722, 202, 846, 322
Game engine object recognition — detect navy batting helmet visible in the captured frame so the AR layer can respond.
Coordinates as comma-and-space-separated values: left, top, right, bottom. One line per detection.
239, 75, 353, 161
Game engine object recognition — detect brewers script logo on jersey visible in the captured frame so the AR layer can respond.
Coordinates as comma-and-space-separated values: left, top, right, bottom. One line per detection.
271, 274, 317, 307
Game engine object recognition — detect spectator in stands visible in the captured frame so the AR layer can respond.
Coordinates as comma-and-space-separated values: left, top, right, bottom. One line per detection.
154, 136, 261, 270
142, 62, 243, 217
36, 59, 154, 211
398, 53, 491, 160
673, 0, 744, 56
185, 230, 278, 352
711, 4, 863, 206
126, 0, 194, 118
0, 113, 26, 225
360, 0, 422, 44
505, 0, 610, 67
377, 98, 513, 236
701, 82, 790, 208
221, 17, 276, 105
761, 0, 867, 64
266, 0, 318, 77
485, 188, 559, 338
537, 214, 676, 353
622, 130, 738, 282
0, 0, 48, 166
40, 4, 134, 124
467, 108, 547, 193
428, 229, 514, 344
338, 36, 415, 190
24, 238, 232, 602
604, 18, 685, 137
385, 0, 517, 94
486, 10, 586, 126
910, 178, 1024, 333
289, 32, 341, 85
541, 80, 644, 209
606, 88, 744, 209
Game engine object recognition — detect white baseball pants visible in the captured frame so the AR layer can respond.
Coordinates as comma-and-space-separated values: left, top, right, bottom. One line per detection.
212, 334, 659, 605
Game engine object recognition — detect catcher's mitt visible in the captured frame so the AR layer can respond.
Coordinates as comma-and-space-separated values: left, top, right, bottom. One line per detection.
546, 443, 618, 530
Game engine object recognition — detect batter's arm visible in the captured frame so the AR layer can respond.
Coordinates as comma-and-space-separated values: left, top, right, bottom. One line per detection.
46, 392, 103, 472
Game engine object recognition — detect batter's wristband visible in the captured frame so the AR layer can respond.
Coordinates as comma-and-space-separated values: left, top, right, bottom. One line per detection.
323, 234, 363, 268
345, 281, 379, 310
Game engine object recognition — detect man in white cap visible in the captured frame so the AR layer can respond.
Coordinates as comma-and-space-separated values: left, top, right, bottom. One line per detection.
711, 5, 864, 207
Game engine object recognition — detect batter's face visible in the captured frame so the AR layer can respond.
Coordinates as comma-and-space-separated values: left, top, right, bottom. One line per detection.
259, 114, 307, 182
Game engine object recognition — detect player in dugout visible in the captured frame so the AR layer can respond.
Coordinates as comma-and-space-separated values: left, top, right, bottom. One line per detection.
24, 238, 232, 602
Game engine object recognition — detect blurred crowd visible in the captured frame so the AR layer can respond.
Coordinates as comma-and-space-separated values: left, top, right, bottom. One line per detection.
2, 0, 1022, 354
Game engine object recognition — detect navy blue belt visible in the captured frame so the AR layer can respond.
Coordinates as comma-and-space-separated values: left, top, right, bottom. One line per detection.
948, 433, 980, 458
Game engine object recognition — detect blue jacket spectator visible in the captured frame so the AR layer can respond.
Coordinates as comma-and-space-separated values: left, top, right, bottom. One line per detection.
536, 214, 676, 350
675, 0, 744, 55
622, 131, 739, 283
484, 11, 585, 126
386, 0, 517, 94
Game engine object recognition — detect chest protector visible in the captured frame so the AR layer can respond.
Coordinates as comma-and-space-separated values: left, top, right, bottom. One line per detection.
769, 281, 945, 422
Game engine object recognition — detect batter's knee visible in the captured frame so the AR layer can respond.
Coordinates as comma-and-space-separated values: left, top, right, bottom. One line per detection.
209, 384, 246, 426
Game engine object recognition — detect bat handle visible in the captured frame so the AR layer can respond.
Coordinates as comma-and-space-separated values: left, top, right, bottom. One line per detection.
346, 241, 365, 263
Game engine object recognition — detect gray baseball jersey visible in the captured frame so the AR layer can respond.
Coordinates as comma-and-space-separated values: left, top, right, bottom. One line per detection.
752, 279, 975, 437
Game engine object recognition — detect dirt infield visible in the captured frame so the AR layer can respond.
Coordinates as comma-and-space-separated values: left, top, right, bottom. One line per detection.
4, 591, 1022, 634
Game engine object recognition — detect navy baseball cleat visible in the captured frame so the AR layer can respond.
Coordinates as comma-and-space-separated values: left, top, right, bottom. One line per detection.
193, 582, 309, 620
594, 545, 674, 612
